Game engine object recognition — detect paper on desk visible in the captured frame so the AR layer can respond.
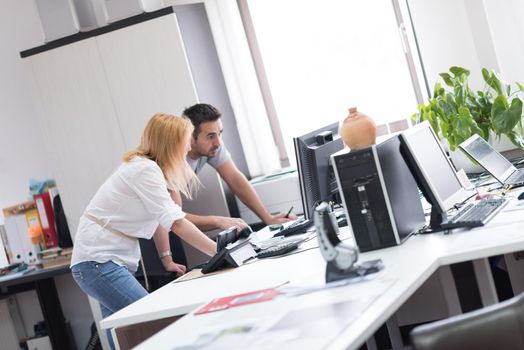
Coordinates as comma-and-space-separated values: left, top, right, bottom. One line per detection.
172, 294, 383, 350
173, 266, 236, 283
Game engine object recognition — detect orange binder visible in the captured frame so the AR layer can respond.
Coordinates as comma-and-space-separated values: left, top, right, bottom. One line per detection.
34, 192, 59, 248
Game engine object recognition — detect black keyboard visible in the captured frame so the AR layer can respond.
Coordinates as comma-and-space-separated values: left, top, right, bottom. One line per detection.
273, 218, 313, 237
441, 197, 508, 229
257, 241, 301, 258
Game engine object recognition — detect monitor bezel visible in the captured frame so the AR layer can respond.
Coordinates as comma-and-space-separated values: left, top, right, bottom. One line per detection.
459, 133, 516, 182
400, 121, 469, 214
293, 122, 343, 220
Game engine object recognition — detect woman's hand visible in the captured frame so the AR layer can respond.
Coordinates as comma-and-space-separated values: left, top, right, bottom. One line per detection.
162, 260, 187, 277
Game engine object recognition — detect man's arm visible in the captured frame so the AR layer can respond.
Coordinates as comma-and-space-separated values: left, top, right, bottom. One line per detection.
171, 188, 248, 232
217, 160, 297, 225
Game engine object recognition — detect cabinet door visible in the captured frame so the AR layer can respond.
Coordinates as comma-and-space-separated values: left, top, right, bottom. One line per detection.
96, 13, 199, 149
27, 38, 126, 235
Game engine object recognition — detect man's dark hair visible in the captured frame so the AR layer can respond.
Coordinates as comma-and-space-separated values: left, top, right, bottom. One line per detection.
182, 103, 222, 138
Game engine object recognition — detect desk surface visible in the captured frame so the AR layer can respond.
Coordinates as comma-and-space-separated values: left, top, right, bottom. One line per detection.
103, 198, 524, 350
0, 264, 70, 288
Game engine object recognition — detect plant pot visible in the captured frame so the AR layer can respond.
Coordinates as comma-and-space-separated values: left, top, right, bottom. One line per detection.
340, 107, 376, 149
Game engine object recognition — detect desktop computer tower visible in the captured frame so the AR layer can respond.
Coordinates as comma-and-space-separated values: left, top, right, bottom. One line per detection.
331, 135, 425, 252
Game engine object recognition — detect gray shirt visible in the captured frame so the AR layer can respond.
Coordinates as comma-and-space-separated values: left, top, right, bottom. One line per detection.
186, 144, 231, 174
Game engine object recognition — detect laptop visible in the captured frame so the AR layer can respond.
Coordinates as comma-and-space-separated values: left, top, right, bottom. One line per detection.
459, 134, 524, 185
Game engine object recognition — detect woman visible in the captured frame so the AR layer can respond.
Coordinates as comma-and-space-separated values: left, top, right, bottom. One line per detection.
70, 113, 216, 348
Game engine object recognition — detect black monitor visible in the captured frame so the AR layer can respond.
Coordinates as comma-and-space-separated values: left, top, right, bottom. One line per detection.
399, 121, 469, 230
294, 122, 344, 220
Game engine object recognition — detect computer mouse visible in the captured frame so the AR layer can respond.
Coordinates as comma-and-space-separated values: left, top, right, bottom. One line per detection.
518, 192, 524, 200
237, 226, 253, 239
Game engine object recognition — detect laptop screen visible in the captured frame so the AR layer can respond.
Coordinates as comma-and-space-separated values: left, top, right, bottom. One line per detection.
459, 134, 515, 181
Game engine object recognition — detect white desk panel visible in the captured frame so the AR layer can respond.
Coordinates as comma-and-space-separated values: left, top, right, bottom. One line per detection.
106, 197, 524, 350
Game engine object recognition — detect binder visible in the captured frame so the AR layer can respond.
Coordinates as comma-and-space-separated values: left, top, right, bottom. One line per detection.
3, 216, 25, 264
0, 225, 15, 267
34, 192, 59, 249
2, 201, 43, 265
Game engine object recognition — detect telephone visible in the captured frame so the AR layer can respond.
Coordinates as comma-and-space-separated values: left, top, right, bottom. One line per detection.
201, 227, 257, 274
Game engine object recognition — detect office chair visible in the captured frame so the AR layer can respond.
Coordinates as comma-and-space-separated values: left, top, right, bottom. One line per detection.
410, 291, 524, 350
136, 233, 187, 292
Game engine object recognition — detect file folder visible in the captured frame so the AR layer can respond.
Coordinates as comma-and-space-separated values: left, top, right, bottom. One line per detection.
2, 201, 43, 265
34, 192, 59, 249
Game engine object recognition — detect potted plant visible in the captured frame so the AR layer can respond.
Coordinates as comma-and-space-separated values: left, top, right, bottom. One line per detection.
413, 66, 524, 153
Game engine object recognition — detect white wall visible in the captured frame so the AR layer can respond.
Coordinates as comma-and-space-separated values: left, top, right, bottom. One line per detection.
0, 1, 93, 349
408, 0, 485, 91
409, 0, 524, 93
483, 0, 524, 84
0, 0, 53, 224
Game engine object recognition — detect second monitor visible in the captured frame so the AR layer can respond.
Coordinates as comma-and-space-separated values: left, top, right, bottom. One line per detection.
294, 122, 344, 220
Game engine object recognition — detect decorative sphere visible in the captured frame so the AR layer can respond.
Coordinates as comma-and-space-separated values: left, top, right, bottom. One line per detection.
340, 107, 377, 149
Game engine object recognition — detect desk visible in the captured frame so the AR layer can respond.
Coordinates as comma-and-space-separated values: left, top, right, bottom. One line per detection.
102, 199, 524, 350
0, 264, 72, 350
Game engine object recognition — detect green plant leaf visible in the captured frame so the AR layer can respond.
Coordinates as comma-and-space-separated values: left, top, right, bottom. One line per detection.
483, 68, 504, 96
491, 96, 523, 133
450, 66, 469, 77
506, 132, 524, 149
440, 73, 453, 87
412, 66, 524, 151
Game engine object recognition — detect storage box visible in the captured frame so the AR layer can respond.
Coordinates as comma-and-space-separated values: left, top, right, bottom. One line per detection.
34, 0, 80, 42
72, 0, 107, 31
102, 0, 164, 23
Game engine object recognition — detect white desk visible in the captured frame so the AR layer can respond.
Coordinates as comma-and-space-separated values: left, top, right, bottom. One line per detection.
103, 198, 524, 350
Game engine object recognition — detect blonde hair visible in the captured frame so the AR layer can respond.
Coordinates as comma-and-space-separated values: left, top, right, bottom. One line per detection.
123, 113, 199, 199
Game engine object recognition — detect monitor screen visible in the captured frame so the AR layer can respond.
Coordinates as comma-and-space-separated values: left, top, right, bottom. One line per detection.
399, 121, 469, 226
459, 134, 515, 181
294, 122, 344, 220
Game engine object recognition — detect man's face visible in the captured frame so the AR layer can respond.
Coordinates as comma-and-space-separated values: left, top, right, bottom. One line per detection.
190, 119, 224, 158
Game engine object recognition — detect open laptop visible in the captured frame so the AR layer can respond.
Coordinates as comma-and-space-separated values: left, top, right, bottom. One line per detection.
459, 134, 524, 185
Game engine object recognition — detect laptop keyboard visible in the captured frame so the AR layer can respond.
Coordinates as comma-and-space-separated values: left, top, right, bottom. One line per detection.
441, 197, 508, 229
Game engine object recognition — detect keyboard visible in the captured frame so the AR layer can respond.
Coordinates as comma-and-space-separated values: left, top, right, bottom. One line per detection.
257, 241, 301, 259
440, 197, 508, 229
273, 218, 313, 237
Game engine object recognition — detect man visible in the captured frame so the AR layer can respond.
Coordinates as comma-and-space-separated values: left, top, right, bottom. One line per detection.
182, 103, 297, 231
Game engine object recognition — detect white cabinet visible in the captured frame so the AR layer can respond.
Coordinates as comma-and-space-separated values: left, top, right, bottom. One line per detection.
96, 14, 198, 148
25, 13, 227, 236
27, 38, 126, 234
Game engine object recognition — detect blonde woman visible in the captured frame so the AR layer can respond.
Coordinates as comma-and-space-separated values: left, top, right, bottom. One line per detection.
70, 113, 216, 349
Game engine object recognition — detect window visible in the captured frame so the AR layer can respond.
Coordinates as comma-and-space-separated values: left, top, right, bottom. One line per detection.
245, 0, 419, 165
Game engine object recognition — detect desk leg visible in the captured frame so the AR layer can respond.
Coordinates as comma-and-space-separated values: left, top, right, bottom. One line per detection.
438, 266, 462, 316
35, 277, 70, 350
365, 336, 378, 350
504, 253, 524, 295
386, 315, 403, 349
472, 258, 498, 306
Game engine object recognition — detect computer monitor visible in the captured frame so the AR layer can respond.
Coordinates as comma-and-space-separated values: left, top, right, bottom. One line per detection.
399, 121, 470, 230
294, 122, 344, 220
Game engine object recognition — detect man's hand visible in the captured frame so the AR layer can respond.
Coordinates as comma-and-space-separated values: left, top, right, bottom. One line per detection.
162, 261, 187, 277
265, 212, 299, 225
215, 216, 249, 231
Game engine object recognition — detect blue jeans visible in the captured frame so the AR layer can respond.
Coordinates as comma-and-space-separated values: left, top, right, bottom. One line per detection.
71, 261, 148, 350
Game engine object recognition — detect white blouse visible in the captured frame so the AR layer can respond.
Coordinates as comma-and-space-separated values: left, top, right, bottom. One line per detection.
71, 157, 185, 272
